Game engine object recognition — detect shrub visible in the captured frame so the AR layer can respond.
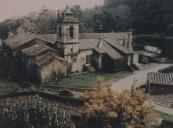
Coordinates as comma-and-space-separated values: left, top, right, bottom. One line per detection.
80, 80, 154, 128
0, 95, 75, 128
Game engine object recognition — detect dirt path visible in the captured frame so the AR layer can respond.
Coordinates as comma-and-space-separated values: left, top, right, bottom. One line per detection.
111, 64, 172, 92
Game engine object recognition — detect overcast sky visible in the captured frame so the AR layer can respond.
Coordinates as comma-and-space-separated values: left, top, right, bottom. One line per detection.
0, 0, 103, 22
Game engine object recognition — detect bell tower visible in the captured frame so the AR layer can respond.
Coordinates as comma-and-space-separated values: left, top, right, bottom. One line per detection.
56, 6, 80, 64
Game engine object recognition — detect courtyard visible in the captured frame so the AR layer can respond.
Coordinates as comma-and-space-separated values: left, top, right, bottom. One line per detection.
49, 71, 132, 88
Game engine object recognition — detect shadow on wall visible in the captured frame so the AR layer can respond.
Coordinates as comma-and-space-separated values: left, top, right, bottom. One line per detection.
0, 50, 5, 75
159, 120, 173, 128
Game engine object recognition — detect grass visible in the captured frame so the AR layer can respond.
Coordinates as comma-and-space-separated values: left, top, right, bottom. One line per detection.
0, 76, 18, 96
0, 71, 132, 95
54, 71, 132, 88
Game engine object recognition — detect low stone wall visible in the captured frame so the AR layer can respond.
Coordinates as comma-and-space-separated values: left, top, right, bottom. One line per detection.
149, 85, 173, 94
0, 91, 84, 106
46, 85, 94, 92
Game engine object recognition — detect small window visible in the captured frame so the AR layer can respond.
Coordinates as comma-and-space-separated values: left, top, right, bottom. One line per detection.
59, 27, 62, 38
86, 55, 91, 64
71, 48, 73, 52
69, 26, 74, 38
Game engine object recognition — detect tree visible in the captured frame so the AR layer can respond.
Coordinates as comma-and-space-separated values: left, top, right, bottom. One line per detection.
21, 8, 57, 34
80, 79, 154, 128
0, 18, 21, 39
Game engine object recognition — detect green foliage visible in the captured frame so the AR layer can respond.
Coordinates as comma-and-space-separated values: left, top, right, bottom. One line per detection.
22, 8, 57, 34
0, 22, 9, 39
0, 19, 21, 39
0, 96, 75, 128
1, 0, 173, 37
55, 72, 131, 89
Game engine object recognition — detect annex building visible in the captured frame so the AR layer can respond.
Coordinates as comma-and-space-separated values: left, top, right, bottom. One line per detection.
0, 6, 138, 84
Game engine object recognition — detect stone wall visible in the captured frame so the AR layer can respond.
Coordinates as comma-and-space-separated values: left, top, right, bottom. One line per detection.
67, 49, 93, 73
0, 50, 5, 74
149, 85, 173, 94
21, 56, 39, 83
92, 52, 103, 70
56, 23, 80, 56
39, 58, 67, 83
113, 57, 128, 72
102, 54, 128, 72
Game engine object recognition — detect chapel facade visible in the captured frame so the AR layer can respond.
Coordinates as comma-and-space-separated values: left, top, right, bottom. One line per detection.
0, 6, 138, 84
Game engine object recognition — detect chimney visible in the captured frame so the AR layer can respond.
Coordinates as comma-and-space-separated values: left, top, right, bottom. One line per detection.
123, 35, 128, 48
127, 32, 132, 51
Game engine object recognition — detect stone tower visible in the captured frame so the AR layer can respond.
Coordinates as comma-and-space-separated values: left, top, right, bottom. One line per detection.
56, 6, 80, 68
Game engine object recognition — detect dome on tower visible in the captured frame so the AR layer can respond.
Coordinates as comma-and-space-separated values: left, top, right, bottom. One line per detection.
57, 5, 79, 23
64, 5, 73, 15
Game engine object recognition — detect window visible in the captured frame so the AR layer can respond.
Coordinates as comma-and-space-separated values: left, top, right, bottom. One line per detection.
69, 26, 74, 38
59, 27, 62, 38
72, 55, 77, 63
86, 55, 91, 64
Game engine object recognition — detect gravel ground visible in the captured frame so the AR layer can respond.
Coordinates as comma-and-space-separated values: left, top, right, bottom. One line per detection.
111, 63, 172, 92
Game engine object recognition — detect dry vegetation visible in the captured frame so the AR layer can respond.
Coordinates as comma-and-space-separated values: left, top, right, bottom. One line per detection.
0, 95, 75, 128
80, 78, 155, 128
0, 77, 156, 128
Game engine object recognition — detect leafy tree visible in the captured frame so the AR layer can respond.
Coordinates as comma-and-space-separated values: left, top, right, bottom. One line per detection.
22, 8, 57, 34
0, 19, 21, 39
1, 0, 173, 36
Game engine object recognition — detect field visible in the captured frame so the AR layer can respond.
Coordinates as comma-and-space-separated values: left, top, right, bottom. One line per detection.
0, 71, 132, 95
55, 71, 132, 88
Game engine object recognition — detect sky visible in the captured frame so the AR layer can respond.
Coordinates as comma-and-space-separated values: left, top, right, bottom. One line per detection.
0, 0, 104, 22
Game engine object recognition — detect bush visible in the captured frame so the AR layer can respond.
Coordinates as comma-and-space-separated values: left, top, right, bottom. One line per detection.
80, 80, 154, 128
0, 95, 75, 128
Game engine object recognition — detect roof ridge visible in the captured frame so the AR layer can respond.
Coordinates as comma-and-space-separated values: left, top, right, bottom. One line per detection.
104, 39, 131, 54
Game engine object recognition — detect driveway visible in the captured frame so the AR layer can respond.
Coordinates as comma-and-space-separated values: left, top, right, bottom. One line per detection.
111, 64, 172, 92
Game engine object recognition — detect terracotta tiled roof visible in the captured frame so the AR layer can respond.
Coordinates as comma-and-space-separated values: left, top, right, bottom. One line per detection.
37, 34, 56, 44
79, 32, 132, 55
22, 44, 49, 57
148, 72, 173, 86
105, 38, 132, 54
36, 54, 54, 66
4, 34, 36, 49
79, 32, 127, 41
79, 38, 123, 59
3, 33, 57, 50
35, 53, 67, 66
105, 43, 122, 59
79, 38, 98, 50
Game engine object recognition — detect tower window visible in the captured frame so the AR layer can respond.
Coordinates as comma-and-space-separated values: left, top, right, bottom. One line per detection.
69, 26, 74, 38
59, 27, 62, 38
